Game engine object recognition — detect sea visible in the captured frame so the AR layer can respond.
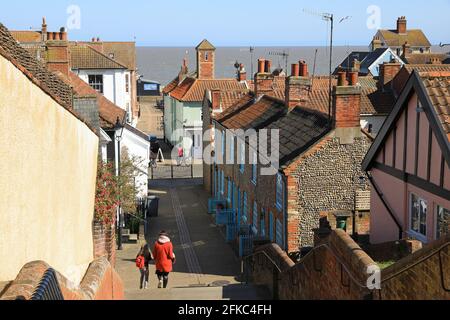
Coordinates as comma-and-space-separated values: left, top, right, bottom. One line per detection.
136, 46, 448, 86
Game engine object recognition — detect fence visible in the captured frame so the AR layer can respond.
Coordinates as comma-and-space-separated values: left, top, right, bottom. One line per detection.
150, 163, 203, 180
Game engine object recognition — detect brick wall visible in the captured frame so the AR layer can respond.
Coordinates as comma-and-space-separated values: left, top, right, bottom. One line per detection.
374, 234, 450, 300
247, 230, 450, 300
0, 257, 124, 300
248, 230, 374, 300
93, 222, 116, 268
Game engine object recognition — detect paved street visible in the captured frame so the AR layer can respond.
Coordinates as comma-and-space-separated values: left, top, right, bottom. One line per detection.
115, 180, 270, 300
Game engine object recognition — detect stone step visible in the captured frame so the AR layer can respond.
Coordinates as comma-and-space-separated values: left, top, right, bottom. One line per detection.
126, 284, 272, 301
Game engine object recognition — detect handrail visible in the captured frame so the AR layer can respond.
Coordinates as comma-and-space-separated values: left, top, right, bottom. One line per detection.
381, 241, 449, 284
242, 250, 284, 274
126, 212, 148, 223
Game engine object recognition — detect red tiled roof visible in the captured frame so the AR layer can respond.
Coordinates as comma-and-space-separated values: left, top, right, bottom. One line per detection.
65, 72, 126, 129
70, 44, 127, 70
164, 76, 248, 102
10, 30, 42, 43
422, 75, 450, 140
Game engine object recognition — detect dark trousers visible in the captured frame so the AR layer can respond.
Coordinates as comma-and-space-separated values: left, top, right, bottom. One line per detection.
140, 268, 149, 288
156, 271, 170, 288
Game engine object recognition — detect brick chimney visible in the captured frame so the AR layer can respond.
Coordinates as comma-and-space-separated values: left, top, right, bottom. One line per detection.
285, 60, 311, 109
371, 36, 383, 51
397, 16, 407, 35
45, 27, 70, 77
332, 71, 362, 141
211, 89, 221, 111
41, 17, 48, 42
378, 60, 402, 92
402, 42, 411, 59
237, 64, 247, 82
89, 37, 104, 53
254, 58, 274, 98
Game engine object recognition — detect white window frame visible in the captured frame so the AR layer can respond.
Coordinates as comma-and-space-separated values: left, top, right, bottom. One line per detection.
408, 193, 428, 242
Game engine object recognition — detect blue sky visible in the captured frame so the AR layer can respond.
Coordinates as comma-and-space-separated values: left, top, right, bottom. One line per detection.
1, 0, 449, 46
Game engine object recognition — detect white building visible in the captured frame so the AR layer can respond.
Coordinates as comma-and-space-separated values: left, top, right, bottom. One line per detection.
70, 44, 134, 125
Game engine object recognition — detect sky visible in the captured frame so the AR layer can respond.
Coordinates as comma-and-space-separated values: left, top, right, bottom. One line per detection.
1, 0, 449, 46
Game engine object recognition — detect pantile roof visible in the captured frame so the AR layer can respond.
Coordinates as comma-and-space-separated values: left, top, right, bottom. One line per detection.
164, 76, 248, 102
70, 44, 127, 70
64, 72, 126, 129
10, 30, 42, 43
378, 29, 431, 48
404, 53, 449, 65
0, 23, 73, 108
196, 39, 216, 50
422, 75, 450, 139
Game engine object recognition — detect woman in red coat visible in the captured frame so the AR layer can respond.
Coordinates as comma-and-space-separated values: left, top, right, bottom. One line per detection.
152, 231, 176, 289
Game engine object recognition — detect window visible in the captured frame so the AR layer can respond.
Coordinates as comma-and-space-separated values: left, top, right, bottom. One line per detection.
228, 135, 235, 164
368, 124, 373, 134
239, 140, 245, 173
221, 131, 225, 162
251, 152, 257, 185
221, 171, 225, 196
88, 75, 103, 93
242, 192, 248, 223
410, 193, 428, 238
227, 179, 232, 203
253, 202, 258, 234
276, 174, 284, 210
276, 220, 284, 248
205, 52, 209, 61
260, 209, 266, 238
125, 74, 130, 93
436, 206, 449, 239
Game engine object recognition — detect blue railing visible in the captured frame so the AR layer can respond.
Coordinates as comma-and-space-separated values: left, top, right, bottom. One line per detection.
31, 268, 64, 300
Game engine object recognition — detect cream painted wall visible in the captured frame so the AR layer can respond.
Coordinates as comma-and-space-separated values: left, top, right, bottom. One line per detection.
0, 55, 99, 285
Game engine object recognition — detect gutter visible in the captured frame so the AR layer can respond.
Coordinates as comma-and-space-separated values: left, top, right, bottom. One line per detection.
366, 170, 403, 240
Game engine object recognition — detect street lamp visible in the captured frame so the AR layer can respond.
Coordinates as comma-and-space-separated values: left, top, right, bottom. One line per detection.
115, 116, 125, 251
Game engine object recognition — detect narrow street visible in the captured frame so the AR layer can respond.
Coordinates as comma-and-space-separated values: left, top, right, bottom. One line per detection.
115, 180, 271, 300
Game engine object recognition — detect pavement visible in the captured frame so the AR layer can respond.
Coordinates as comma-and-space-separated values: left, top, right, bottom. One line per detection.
115, 180, 271, 300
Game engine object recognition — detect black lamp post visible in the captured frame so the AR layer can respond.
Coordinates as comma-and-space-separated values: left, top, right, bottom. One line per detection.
115, 117, 125, 251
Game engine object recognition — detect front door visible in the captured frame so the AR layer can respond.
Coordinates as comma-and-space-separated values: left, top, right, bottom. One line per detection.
192, 130, 203, 160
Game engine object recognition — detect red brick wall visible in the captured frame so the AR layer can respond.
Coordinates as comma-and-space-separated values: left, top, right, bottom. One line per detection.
197, 50, 215, 79
333, 90, 361, 128
93, 222, 116, 268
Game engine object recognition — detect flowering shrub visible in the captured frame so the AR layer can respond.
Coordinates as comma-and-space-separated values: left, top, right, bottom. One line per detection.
94, 161, 119, 225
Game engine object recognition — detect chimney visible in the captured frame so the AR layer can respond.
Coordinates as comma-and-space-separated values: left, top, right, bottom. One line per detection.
211, 89, 221, 111
352, 59, 361, 73
371, 36, 383, 51
285, 61, 311, 109
402, 42, 411, 58
238, 64, 247, 82
255, 58, 275, 98
397, 16, 407, 35
45, 28, 70, 77
429, 57, 442, 65
41, 17, 48, 42
89, 37, 104, 53
332, 71, 362, 141
379, 61, 402, 92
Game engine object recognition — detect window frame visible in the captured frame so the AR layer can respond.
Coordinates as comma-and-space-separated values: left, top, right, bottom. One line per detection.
88, 74, 104, 93
276, 173, 284, 211
409, 193, 428, 242
436, 205, 449, 240
251, 151, 257, 185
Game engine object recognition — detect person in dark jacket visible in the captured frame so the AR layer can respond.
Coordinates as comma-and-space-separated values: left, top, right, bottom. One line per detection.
137, 243, 154, 289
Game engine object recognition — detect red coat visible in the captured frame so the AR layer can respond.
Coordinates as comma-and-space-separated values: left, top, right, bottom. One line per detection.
153, 240, 175, 273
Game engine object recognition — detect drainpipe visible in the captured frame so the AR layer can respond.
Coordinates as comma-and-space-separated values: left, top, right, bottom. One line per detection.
366, 171, 403, 240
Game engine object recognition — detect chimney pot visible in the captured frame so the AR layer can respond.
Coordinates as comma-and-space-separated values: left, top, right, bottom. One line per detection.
265, 60, 272, 73
299, 60, 308, 77
258, 59, 266, 74
337, 71, 347, 86
291, 63, 300, 77
348, 71, 359, 86
92, 37, 96, 42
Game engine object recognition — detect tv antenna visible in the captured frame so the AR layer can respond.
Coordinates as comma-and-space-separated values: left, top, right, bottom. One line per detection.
310, 48, 319, 96
303, 8, 351, 122
269, 50, 290, 75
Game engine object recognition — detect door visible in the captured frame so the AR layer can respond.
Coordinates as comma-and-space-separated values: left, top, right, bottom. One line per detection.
192, 130, 203, 159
